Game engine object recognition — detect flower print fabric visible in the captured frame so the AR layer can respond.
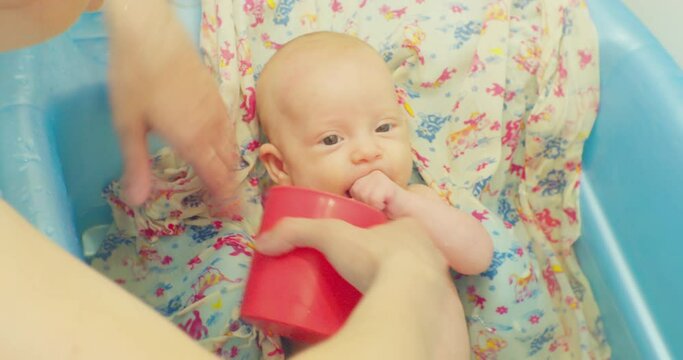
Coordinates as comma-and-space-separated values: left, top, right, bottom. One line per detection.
91, 0, 610, 359
89, 148, 283, 359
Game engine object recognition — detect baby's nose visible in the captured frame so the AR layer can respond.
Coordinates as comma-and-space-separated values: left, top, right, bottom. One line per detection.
351, 141, 382, 164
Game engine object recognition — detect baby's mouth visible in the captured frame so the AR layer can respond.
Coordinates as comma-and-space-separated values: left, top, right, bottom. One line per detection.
344, 190, 352, 198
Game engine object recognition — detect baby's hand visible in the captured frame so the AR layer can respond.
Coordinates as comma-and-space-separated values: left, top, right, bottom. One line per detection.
349, 170, 403, 215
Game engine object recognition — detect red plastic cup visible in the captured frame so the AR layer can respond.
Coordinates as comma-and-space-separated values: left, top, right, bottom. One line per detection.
241, 186, 387, 343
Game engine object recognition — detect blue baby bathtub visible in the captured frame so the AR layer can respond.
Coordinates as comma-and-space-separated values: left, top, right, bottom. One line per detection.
0, 1, 680, 358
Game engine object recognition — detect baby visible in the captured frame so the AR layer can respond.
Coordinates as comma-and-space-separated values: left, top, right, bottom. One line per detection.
256, 31, 492, 276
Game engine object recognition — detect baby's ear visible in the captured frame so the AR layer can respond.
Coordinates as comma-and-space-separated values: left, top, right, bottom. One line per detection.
259, 143, 292, 185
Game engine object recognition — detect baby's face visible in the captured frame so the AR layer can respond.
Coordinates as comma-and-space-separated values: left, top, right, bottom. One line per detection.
264, 44, 413, 196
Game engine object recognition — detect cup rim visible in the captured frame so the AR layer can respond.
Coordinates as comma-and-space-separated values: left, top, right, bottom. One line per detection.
266, 185, 384, 215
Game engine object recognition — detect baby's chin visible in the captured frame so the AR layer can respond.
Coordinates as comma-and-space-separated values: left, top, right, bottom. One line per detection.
300, 185, 351, 198
324, 188, 352, 198
329, 188, 353, 199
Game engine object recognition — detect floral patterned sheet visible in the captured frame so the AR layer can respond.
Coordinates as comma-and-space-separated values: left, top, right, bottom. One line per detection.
90, 0, 611, 358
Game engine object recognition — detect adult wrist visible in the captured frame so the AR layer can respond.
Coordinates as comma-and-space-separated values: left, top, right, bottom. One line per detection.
104, 0, 199, 85
378, 250, 450, 288
104, 0, 173, 35
104, 0, 181, 64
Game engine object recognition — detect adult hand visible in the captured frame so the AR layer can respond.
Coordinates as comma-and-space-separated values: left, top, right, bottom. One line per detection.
106, 0, 239, 207
256, 218, 470, 359
256, 217, 447, 292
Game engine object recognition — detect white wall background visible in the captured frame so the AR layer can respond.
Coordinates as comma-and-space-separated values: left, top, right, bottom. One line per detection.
621, 0, 683, 69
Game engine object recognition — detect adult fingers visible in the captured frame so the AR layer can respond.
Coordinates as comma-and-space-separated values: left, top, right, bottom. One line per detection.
166, 86, 240, 209
116, 119, 152, 206
256, 218, 378, 291
205, 128, 241, 212
185, 139, 237, 209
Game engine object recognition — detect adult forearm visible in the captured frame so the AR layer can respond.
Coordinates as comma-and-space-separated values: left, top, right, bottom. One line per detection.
0, 201, 216, 359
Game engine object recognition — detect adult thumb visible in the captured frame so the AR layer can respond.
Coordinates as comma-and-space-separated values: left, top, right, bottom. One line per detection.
256, 217, 377, 291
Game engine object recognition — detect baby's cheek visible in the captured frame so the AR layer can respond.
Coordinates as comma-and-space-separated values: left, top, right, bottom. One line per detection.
295, 168, 347, 195
395, 150, 414, 186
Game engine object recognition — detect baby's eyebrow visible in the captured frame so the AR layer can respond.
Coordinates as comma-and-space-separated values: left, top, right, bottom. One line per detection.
377, 111, 402, 120
302, 127, 334, 143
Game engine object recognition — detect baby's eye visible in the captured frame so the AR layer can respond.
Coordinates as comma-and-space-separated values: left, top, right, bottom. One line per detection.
321, 134, 341, 145
376, 123, 393, 133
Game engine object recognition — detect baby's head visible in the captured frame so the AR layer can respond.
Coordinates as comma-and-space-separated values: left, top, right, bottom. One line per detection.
257, 31, 413, 197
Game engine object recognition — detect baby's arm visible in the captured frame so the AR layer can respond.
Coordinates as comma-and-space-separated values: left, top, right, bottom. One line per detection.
350, 171, 493, 275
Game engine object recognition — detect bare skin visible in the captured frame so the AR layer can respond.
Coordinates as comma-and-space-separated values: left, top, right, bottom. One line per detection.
257, 32, 493, 275
258, 217, 470, 360
0, 200, 468, 359
2, 11, 472, 360
0, 200, 216, 360
1, 0, 240, 210
0, 0, 96, 51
